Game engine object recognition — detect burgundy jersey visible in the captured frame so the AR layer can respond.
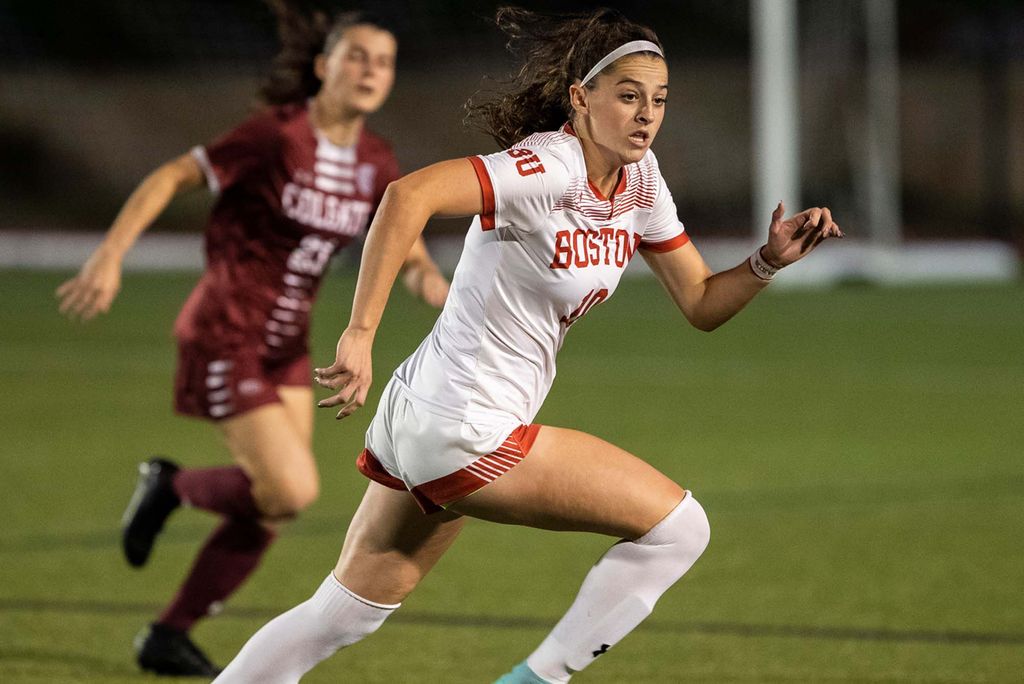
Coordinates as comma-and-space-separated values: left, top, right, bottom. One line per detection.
174, 102, 399, 358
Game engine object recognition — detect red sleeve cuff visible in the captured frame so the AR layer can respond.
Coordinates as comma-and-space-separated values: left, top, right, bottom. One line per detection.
467, 156, 496, 231
640, 231, 690, 253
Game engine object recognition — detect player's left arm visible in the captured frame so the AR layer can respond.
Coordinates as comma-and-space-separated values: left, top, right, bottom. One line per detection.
644, 202, 843, 331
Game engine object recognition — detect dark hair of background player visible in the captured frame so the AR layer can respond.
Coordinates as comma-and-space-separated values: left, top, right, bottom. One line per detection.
260, 1, 397, 106
465, 6, 663, 149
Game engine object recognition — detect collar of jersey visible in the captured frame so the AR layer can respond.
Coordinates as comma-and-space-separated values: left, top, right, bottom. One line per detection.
313, 129, 357, 154
562, 122, 629, 202
307, 99, 359, 153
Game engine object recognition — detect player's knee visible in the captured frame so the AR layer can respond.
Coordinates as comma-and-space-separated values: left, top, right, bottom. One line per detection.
278, 478, 320, 516
680, 495, 711, 558
640, 494, 711, 565
259, 474, 320, 519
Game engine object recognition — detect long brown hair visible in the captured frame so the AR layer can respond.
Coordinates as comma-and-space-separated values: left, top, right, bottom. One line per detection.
465, 7, 663, 148
259, 1, 395, 106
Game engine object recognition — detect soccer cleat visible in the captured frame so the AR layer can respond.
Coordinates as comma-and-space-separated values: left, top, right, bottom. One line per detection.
493, 661, 551, 684
134, 623, 221, 677
121, 457, 181, 568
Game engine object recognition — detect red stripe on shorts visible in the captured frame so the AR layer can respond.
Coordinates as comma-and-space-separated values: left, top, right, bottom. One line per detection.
355, 424, 541, 514
356, 449, 406, 491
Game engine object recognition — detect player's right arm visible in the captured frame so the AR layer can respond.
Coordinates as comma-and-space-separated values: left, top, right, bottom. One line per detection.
56, 153, 204, 321
314, 157, 485, 418
316, 145, 564, 418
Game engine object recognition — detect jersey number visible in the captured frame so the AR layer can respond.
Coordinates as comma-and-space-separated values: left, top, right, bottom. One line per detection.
560, 288, 608, 328
508, 148, 546, 177
287, 234, 338, 277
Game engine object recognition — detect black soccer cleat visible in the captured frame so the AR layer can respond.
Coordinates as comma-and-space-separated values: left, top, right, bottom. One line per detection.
134, 623, 222, 677
121, 457, 181, 568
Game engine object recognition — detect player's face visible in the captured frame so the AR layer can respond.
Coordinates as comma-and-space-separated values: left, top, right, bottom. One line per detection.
319, 25, 397, 116
582, 55, 668, 164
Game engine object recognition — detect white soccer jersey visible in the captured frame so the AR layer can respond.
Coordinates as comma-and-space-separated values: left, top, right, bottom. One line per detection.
392, 123, 689, 440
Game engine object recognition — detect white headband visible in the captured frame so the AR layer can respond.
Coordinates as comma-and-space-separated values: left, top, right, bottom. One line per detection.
580, 40, 664, 86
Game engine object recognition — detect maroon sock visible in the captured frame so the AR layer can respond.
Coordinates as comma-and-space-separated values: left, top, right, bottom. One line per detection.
157, 518, 276, 632
172, 466, 261, 519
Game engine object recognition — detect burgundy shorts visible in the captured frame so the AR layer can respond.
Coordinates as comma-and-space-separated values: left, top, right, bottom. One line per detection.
174, 342, 310, 421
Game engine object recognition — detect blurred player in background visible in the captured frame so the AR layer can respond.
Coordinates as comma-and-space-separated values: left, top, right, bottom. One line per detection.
56, 1, 447, 676
211, 6, 843, 683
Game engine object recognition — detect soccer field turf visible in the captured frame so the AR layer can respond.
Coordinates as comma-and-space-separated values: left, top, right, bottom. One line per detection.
1, 270, 1022, 683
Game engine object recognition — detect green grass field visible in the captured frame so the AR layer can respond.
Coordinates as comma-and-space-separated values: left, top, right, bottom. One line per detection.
1, 269, 1022, 683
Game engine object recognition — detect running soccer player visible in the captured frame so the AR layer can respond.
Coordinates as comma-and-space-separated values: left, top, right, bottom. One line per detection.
213, 7, 843, 683
56, 4, 447, 677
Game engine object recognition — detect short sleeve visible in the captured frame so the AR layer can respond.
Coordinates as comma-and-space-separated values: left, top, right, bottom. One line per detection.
191, 110, 281, 193
640, 174, 689, 252
467, 146, 568, 232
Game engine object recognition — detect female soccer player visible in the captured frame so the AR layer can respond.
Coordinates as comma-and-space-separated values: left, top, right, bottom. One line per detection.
56, 4, 447, 677
214, 7, 843, 683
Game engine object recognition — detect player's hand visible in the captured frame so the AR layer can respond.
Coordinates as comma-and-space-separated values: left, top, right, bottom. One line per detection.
55, 247, 124, 321
762, 202, 844, 268
403, 264, 449, 308
314, 328, 374, 419
418, 268, 449, 308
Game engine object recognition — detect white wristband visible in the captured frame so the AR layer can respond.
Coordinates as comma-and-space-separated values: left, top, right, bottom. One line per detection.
748, 247, 781, 281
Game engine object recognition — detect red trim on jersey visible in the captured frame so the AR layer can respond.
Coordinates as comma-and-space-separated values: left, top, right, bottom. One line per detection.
587, 169, 629, 202
467, 156, 496, 231
640, 231, 691, 253
355, 424, 542, 514
562, 122, 577, 137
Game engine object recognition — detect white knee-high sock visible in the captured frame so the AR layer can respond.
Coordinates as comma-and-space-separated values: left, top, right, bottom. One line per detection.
214, 572, 399, 683
525, 495, 710, 683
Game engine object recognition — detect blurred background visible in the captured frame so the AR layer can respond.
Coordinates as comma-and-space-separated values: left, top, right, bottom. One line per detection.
2, 3, 1023, 681
1, 0, 1022, 283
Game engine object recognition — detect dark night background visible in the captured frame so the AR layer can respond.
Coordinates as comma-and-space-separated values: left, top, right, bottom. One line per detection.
1, 0, 1022, 248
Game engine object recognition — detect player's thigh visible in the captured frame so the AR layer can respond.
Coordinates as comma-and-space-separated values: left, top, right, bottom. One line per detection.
218, 402, 319, 517
278, 385, 314, 448
447, 426, 685, 540
334, 482, 465, 605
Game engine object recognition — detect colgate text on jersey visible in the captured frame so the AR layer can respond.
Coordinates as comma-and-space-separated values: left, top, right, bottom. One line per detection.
281, 182, 373, 236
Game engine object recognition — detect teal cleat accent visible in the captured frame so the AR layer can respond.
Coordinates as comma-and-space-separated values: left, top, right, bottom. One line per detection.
493, 662, 550, 684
